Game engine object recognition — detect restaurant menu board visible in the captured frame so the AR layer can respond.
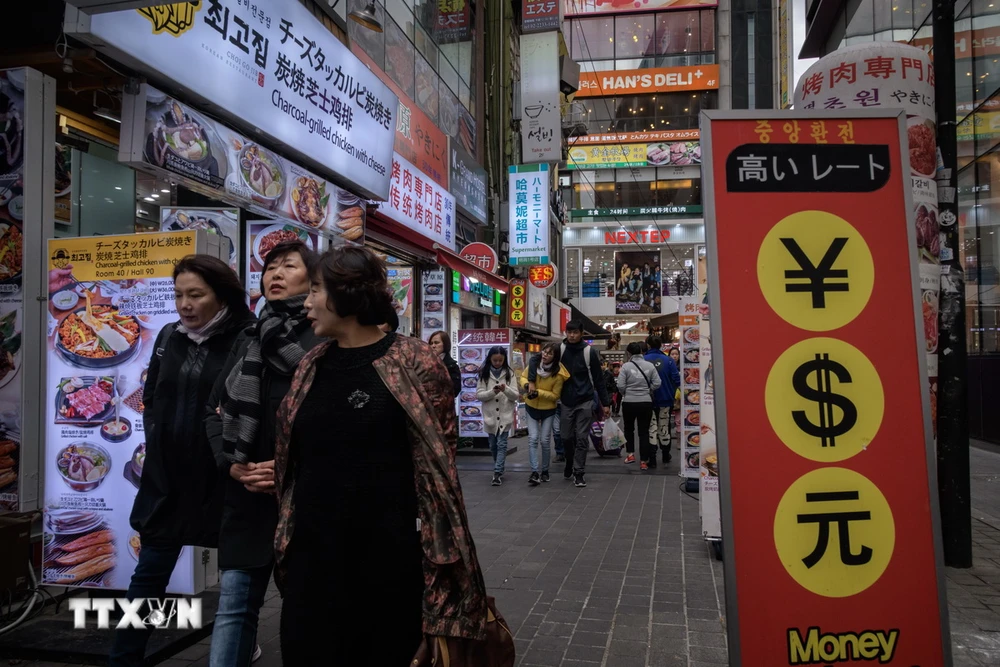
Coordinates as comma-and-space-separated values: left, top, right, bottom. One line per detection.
0, 69, 24, 510
132, 87, 366, 245
703, 111, 948, 665
387, 267, 414, 337
420, 269, 446, 342
678, 298, 701, 479
42, 232, 215, 593
699, 305, 720, 539
161, 207, 239, 272
456, 329, 511, 438
245, 221, 322, 316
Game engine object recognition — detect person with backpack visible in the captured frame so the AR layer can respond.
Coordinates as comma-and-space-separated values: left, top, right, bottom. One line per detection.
645, 335, 681, 466
618, 342, 661, 470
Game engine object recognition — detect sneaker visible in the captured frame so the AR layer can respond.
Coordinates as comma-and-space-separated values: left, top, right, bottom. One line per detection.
624, 454, 636, 464
555, 454, 566, 463
564, 473, 573, 480
640, 461, 649, 471
541, 471, 550, 482
574, 474, 587, 488
529, 472, 540, 486
663, 449, 672, 464
492, 473, 502, 486
252, 645, 262, 663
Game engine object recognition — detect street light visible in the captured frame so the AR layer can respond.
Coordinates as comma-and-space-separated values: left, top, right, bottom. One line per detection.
349, 2, 383, 32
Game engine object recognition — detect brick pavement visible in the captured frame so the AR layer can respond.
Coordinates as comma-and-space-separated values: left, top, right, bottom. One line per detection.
4, 438, 1000, 666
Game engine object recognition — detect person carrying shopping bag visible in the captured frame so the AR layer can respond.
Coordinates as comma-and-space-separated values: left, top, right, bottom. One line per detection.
617, 342, 661, 470
520, 343, 569, 486
477, 346, 520, 486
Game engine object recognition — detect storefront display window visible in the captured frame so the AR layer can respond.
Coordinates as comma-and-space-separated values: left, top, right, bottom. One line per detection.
577, 91, 716, 134
572, 169, 701, 210
569, 10, 716, 62
577, 245, 697, 301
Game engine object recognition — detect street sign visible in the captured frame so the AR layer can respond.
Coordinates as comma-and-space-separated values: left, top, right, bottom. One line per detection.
702, 109, 950, 666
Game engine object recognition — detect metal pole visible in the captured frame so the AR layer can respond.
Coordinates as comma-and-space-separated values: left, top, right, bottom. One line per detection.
933, 0, 972, 568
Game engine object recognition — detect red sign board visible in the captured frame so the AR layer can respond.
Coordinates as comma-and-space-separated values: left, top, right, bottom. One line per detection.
458, 328, 510, 346
703, 111, 948, 666
528, 264, 557, 289
522, 0, 560, 33
460, 242, 498, 273
603, 230, 671, 245
508, 278, 528, 328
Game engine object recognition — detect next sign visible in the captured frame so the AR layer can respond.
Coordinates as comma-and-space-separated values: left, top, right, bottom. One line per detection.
604, 230, 672, 244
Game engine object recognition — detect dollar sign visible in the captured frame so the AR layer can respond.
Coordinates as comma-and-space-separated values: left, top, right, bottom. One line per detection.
791, 353, 858, 447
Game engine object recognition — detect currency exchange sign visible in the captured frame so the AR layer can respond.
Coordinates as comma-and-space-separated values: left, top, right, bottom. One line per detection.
701, 110, 950, 666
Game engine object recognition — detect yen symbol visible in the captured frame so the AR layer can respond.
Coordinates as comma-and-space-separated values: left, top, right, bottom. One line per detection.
781, 238, 850, 308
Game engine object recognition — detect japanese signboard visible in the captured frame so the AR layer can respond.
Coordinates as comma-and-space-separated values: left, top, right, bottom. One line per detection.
380, 152, 457, 250
43, 231, 221, 594
519, 32, 561, 163
702, 109, 949, 666
508, 164, 551, 266
449, 141, 488, 225
528, 264, 557, 289
420, 269, 447, 342
77, 0, 398, 201
570, 205, 702, 218
567, 141, 701, 169
456, 329, 512, 437
568, 128, 700, 145
677, 298, 701, 479
460, 242, 498, 273
564, 0, 717, 16
435, 0, 471, 44
576, 65, 720, 98
522, 0, 561, 33
508, 279, 528, 328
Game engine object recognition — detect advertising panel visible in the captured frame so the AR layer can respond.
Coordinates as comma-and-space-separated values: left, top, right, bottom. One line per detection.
677, 298, 700, 479
246, 221, 321, 316
568, 128, 700, 145
456, 329, 511, 438
161, 207, 240, 272
508, 279, 528, 329
379, 152, 457, 250
508, 164, 551, 265
449, 140, 488, 225
519, 32, 562, 163
702, 109, 949, 665
420, 269, 447, 342
564, 0, 718, 16
576, 65, 720, 98
42, 231, 215, 593
525, 282, 550, 335
571, 204, 701, 218
387, 266, 414, 337
79, 0, 398, 201
614, 251, 661, 314
566, 140, 701, 169
522, 0, 561, 33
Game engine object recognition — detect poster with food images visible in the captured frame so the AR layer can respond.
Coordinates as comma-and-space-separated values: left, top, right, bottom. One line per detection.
456, 329, 512, 438
42, 231, 213, 593
0, 69, 26, 510
387, 267, 414, 337
698, 303, 720, 539
161, 207, 239, 272
245, 221, 322, 317
678, 298, 701, 479
420, 270, 446, 343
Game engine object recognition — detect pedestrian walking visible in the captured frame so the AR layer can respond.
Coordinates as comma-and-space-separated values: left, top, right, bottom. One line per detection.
520, 343, 569, 486
645, 335, 681, 466
272, 245, 491, 665
618, 342, 661, 470
476, 346, 520, 486
428, 330, 461, 398
203, 240, 319, 667
111, 257, 253, 667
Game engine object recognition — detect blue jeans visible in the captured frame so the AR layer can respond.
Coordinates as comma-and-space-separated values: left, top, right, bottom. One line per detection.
109, 543, 183, 667
209, 565, 273, 667
526, 414, 554, 473
488, 429, 509, 474
553, 404, 563, 455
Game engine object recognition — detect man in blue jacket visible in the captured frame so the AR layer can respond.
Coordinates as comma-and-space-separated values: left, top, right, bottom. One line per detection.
645, 335, 680, 466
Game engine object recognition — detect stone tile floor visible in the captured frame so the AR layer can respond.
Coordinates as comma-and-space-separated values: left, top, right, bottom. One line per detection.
3, 437, 1000, 666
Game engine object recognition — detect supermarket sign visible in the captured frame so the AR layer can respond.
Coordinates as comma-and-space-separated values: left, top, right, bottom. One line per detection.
566, 141, 701, 169
570, 205, 702, 218
576, 65, 719, 98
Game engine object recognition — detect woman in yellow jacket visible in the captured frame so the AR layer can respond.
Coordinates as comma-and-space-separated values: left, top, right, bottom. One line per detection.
520, 343, 571, 486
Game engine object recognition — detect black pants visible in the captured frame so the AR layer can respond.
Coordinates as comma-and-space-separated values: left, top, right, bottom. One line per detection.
623, 402, 654, 463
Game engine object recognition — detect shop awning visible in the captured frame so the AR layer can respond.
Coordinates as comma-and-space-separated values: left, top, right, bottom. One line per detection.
569, 303, 612, 339
433, 243, 510, 293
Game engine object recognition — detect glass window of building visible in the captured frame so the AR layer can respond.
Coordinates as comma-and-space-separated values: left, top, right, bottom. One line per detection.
570, 16, 616, 61
615, 14, 656, 59
577, 91, 714, 134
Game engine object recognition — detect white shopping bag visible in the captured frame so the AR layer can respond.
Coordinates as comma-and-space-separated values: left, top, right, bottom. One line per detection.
601, 418, 626, 451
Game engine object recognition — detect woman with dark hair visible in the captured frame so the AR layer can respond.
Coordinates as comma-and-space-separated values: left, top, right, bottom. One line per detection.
476, 346, 519, 486
428, 330, 461, 397
111, 256, 253, 667
273, 245, 490, 665
520, 343, 568, 485
204, 240, 318, 666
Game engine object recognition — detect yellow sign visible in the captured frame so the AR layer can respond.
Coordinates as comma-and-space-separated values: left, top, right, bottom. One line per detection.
774, 467, 894, 598
511, 284, 525, 298
765, 337, 884, 462
138, 1, 202, 36
48, 231, 198, 282
757, 211, 874, 332
567, 144, 648, 169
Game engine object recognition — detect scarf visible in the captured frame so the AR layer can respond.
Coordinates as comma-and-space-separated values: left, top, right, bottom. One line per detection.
537, 361, 556, 378
175, 307, 229, 345
222, 294, 311, 463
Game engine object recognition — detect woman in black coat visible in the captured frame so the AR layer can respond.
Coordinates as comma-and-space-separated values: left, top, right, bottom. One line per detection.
428, 330, 461, 398
110, 256, 254, 667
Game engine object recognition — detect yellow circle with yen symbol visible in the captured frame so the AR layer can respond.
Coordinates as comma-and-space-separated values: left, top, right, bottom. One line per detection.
757, 211, 875, 331
773, 467, 894, 598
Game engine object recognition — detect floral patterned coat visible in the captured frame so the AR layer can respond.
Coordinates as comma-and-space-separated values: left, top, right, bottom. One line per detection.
273, 335, 490, 640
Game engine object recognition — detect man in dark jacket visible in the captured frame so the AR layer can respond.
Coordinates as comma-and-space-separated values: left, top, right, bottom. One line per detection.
559, 320, 610, 487
645, 335, 680, 465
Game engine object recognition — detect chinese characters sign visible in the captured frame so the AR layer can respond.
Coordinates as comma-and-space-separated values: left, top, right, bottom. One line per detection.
460, 242, 498, 273
522, 0, 560, 33
435, 0, 471, 44
519, 32, 561, 163
82, 0, 397, 200
566, 141, 701, 169
381, 152, 456, 250
508, 164, 551, 266
449, 141, 488, 225
568, 128, 700, 145
703, 111, 949, 666
569, 205, 701, 218
508, 279, 528, 328
576, 65, 719, 98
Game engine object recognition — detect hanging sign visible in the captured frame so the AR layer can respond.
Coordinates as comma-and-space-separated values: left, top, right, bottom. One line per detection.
702, 109, 949, 666
508, 279, 528, 328
522, 0, 561, 33
508, 164, 551, 265
379, 152, 457, 250
528, 264, 557, 289
566, 141, 701, 169
519, 32, 561, 163
460, 242, 498, 273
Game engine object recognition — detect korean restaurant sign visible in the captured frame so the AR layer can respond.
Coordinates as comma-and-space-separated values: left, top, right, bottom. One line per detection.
701, 109, 950, 666
449, 141, 488, 225
458, 328, 510, 346
564, 0, 717, 16
520, 32, 561, 163
71, 0, 398, 201
380, 152, 456, 250
566, 141, 701, 169
570, 205, 701, 218
508, 164, 551, 266
522, 0, 560, 33
568, 128, 700, 145
576, 65, 719, 98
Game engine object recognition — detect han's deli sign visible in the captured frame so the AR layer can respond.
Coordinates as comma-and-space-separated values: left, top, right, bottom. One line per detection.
576, 65, 719, 98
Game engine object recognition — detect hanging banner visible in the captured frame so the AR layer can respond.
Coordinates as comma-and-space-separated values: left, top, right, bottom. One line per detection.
568, 129, 700, 145
522, 0, 561, 33
576, 65, 720, 98
519, 32, 561, 163
677, 298, 700, 479
614, 251, 661, 314
702, 109, 949, 665
420, 269, 447, 342
566, 141, 701, 169
456, 329, 511, 437
794, 44, 939, 434
508, 164, 551, 265
161, 207, 240, 272
246, 221, 321, 317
